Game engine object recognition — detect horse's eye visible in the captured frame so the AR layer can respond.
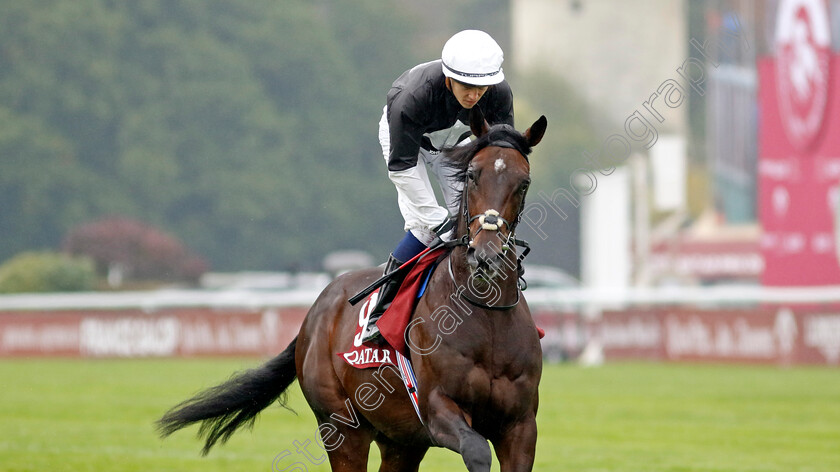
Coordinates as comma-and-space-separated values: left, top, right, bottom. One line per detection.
466, 169, 477, 182
520, 179, 531, 193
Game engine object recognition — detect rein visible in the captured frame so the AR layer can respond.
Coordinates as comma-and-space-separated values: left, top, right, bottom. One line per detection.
443, 234, 530, 310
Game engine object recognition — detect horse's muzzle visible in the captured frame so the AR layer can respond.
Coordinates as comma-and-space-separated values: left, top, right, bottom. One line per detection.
466, 246, 508, 280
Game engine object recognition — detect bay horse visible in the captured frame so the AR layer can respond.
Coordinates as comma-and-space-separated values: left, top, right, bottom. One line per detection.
158, 107, 547, 472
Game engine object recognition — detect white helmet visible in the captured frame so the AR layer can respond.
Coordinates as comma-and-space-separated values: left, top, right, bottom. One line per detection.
441, 30, 505, 86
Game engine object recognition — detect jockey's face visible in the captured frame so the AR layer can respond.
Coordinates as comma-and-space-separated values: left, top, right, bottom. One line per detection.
446, 78, 489, 109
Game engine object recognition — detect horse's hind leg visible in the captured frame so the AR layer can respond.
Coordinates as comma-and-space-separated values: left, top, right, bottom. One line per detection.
313, 413, 376, 472
375, 435, 428, 472
491, 415, 537, 472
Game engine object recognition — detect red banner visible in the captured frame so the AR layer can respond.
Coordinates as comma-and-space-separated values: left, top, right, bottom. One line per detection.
0, 307, 307, 357
758, 0, 840, 286
594, 307, 840, 365
2, 303, 840, 366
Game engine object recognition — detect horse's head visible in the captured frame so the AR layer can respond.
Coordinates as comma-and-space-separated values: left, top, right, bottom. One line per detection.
450, 107, 547, 282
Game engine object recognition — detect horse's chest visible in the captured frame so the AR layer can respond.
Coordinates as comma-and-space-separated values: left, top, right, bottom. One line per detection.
452, 364, 535, 415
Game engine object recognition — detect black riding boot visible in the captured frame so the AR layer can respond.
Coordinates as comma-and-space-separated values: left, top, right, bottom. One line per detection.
361, 254, 404, 343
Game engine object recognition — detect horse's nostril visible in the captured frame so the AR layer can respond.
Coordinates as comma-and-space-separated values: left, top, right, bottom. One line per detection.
466, 248, 479, 269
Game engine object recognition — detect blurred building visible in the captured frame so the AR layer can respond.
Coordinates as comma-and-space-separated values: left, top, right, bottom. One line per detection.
512, 0, 840, 287
513, 0, 688, 135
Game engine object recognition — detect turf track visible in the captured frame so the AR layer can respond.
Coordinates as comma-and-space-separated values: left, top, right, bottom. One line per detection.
1, 358, 838, 471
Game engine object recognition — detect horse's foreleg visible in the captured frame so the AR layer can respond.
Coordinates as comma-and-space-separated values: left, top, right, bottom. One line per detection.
425, 389, 492, 472
491, 415, 537, 472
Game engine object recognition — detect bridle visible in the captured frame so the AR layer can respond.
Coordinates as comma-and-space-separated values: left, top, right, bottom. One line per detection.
446, 141, 532, 311
348, 120, 545, 311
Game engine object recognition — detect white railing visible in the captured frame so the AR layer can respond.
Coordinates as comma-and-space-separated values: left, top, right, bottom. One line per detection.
0, 289, 323, 312
1, 285, 839, 312
524, 285, 840, 310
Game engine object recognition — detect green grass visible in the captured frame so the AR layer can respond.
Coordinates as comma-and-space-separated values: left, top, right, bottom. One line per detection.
0, 359, 838, 472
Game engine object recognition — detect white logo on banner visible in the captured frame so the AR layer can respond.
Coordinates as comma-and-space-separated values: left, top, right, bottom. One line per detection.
804, 314, 840, 364
665, 312, 801, 360
772, 186, 790, 217
775, 0, 832, 149
80, 317, 179, 357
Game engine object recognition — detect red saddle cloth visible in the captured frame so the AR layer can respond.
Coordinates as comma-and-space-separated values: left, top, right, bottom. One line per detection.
377, 248, 446, 355
375, 248, 546, 345
338, 248, 445, 368
337, 247, 544, 369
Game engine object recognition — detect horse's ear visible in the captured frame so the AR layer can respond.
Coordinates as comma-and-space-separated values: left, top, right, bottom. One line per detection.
525, 116, 548, 147
469, 107, 490, 138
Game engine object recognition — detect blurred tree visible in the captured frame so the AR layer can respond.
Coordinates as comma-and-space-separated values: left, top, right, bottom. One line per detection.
0, 251, 97, 293
0, 0, 420, 271
0, 106, 129, 256
63, 217, 208, 284
394, 0, 511, 60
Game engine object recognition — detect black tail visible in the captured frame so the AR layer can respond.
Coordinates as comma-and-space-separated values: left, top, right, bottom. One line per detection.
157, 337, 298, 455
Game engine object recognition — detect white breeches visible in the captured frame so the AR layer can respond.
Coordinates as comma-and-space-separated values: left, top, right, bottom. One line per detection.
379, 106, 464, 245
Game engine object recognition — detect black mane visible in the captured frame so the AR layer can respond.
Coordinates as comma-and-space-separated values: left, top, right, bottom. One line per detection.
443, 124, 533, 176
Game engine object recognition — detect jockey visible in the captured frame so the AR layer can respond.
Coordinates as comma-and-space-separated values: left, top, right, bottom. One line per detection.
363, 30, 514, 343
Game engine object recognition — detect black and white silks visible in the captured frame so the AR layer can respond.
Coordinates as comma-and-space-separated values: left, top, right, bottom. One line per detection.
378, 60, 514, 245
